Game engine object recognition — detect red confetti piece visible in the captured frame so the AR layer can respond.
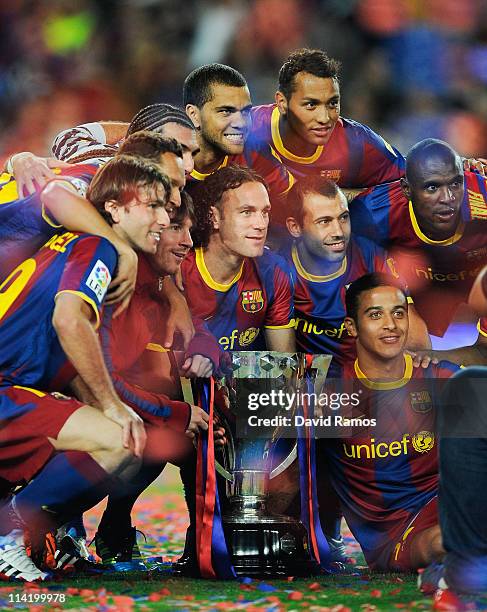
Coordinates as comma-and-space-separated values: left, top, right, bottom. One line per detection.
370, 589, 382, 597
308, 582, 321, 591
433, 589, 467, 611
389, 588, 402, 596
288, 591, 304, 600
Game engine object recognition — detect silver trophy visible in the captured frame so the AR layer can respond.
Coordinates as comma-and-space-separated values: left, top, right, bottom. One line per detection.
213, 351, 331, 577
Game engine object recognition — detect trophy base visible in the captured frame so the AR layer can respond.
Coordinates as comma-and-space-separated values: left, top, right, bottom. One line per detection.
223, 514, 320, 577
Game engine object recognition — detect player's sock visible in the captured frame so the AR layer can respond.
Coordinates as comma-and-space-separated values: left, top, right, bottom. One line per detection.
98, 461, 164, 534
0, 451, 114, 535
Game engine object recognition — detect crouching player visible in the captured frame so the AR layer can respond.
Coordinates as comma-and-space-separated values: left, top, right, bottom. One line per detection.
317, 274, 458, 571
0, 156, 172, 581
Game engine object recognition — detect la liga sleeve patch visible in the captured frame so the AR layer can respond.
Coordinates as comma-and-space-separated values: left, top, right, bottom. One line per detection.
86, 259, 112, 303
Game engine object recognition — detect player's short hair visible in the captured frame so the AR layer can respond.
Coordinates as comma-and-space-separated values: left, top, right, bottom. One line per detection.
405, 138, 461, 185
87, 155, 170, 224
183, 63, 247, 108
127, 103, 195, 136
287, 175, 342, 225
345, 273, 408, 322
118, 131, 183, 162
278, 48, 341, 100
190, 165, 267, 247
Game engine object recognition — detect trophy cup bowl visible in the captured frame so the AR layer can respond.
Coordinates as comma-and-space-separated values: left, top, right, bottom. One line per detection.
214, 351, 330, 577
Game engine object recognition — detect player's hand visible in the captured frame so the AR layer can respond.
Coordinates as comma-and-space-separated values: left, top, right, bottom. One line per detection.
162, 281, 195, 349
185, 405, 209, 439
463, 157, 487, 177
104, 401, 147, 458
174, 267, 184, 292
10, 153, 72, 196
213, 413, 227, 447
106, 244, 138, 317
180, 354, 214, 378
405, 350, 439, 369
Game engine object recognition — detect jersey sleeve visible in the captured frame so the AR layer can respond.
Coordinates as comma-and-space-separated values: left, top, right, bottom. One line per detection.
354, 123, 406, 186
350, 182, 399, 246
55, 235, 118, 328
100, 305, 191, 433
51, 122, 117, 162
263, 254, 295, 328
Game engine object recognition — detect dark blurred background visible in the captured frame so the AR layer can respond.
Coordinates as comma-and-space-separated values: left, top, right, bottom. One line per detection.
2, 0, 487, 163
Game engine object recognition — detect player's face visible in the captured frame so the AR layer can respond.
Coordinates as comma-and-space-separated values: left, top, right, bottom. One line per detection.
403, 155, 464, 238
111, 183, 170, 253
192, 84, 252, 156
347, 286, 409, 360
213, 181, 270, 258
157, 152, 185, 215
279, 74, 340, 146
150, 215, 193, 276
298, 191, 350, 263
160, 122, 199, 177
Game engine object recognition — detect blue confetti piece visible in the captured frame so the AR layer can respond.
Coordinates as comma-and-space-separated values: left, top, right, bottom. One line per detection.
258, 583, 277, 592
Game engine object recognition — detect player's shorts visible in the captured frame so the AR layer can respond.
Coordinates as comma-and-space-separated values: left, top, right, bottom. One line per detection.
388, 496, 439, 571
0, 385, 82, 484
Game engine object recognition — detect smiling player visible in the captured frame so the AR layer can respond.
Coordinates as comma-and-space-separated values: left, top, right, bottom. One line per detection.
350, 139, 487, 351
317, 273, 459, 571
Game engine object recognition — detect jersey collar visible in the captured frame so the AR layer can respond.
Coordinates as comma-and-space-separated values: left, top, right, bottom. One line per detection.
292, 243, 347, 282
408, 201, 464, 246
354, 353, 413, 390
271, 106, 323, 164
195, 246, 244, 291
190, 156, 229, 181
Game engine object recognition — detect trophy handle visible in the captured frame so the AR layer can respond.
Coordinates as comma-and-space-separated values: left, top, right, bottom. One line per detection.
269, 443, 297, 479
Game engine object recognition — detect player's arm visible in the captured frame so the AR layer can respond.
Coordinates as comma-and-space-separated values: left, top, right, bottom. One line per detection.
53, 292, 146, 457
263, 255, 296, 352
264, 327, 296, 352
405, 302, 431, 351
51, 121, 126, 162
469, 266, 487, 315
179, 318, 225, 378
158, 275, 195, 349
41, 181, 137, 316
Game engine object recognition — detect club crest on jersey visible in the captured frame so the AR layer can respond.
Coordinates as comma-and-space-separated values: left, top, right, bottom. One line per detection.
86, 259, 111, 303
412, 431, 435, 453
241, 289, 264, 313
409, 390, 433, 414
320, 169, 341, 181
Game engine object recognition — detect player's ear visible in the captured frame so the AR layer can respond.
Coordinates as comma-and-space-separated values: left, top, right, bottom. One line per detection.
275, 90, 288, 116
286, 216, 302, 238
186, 104, 201, 130
344, 317, 358, 338
105, 200, 121, 224
400, 177, 411, 200
210, 205, 221, 230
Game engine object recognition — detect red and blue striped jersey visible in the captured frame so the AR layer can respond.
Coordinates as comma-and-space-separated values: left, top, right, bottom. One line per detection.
290, 237, 395, 366
322, 354, 459, 569
249, 104, 405, 186
0, 232, 117, 414
187, 143, 293, 204
350, 172, 487, 336
181, 247, 294, 351
0, 164, 99, 278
